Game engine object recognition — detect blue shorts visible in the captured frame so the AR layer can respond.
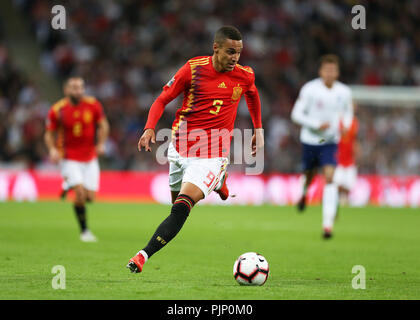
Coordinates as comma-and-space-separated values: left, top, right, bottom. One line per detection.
301, 143, 337, 171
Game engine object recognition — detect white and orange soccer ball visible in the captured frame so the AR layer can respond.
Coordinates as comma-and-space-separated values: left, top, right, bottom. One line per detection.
233, 252, 269, 286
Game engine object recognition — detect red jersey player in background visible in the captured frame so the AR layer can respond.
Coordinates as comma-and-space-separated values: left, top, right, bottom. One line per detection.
44, 77, 109, 242
127, 26, 264, 274
334, 104, 359, 206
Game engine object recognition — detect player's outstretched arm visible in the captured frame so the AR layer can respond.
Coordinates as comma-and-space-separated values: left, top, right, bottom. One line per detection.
243, 70, 263, 156
96, 117, 110, 155
138, 128, 156, 152
44, 130, 61, 163
251, 128, 264, 156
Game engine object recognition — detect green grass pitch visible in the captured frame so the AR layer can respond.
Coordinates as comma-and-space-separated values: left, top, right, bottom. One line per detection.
0, 201, 419, 300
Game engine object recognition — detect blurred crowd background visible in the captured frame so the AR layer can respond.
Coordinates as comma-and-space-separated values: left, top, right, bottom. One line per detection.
1, 0, 420, 174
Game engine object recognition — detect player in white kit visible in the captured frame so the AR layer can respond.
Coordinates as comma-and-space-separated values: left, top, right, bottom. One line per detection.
291, 54, 353, 239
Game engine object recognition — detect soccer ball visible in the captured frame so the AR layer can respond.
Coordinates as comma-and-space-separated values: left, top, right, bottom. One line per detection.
233, 252, 269, 286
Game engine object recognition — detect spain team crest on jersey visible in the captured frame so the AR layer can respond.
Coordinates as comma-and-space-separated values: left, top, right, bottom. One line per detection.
232, 85, 242, 100
83, 110, 93, 123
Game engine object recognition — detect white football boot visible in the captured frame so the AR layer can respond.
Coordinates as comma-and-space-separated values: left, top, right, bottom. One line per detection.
80, 229, 98, 242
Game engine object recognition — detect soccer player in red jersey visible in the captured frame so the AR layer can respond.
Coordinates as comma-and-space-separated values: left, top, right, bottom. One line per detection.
334, 107, 359, 206
127, 26, 264, 273
44, 77, 109, 242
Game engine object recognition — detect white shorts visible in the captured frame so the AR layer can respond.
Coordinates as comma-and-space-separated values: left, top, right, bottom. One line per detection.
60, 158, 100, 192
168, 143, 228, 198
334, 164, 357, 191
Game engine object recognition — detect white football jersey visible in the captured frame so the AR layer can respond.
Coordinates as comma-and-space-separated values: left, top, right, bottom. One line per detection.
291, 78, 353, 145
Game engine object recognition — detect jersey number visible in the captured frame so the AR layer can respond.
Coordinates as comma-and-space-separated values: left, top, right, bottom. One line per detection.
73, 122, 82, 137
203, 171, 216, 188
210, 100, 223, 115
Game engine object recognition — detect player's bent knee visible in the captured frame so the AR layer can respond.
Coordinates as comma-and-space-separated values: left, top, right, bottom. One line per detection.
323, 166, 335, 183
179, 182, 204, 203
85, 190, 95, 203
73, 185, 86, 205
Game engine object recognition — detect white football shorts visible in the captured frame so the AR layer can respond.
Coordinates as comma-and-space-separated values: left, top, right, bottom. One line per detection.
60, 158, 100, 192
168, 142, 228, 198
334, 164, 357, 191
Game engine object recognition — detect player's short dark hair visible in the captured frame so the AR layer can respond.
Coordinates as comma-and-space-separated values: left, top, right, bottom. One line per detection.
214, 26, 242, 45
320, 54, 340, 67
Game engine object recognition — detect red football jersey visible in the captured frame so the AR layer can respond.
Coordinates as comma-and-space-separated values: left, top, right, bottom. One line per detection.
145, 56, 262, 158
337, 117, 358, 166
46, 96, 105, 161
